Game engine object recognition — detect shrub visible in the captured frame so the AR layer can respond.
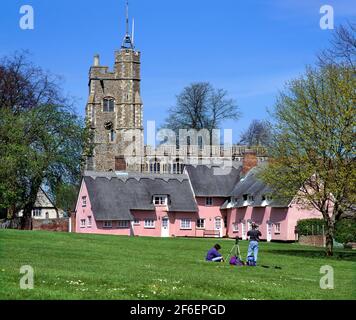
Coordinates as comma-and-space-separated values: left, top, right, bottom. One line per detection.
334, 219, 356, 244
296, 219, 326, 236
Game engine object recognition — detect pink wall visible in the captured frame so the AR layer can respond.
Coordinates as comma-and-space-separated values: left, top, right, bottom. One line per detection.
75, 181, 130, 236
225, 204, 322, 241
75, 180, 322, 241
195, 197, 227, 237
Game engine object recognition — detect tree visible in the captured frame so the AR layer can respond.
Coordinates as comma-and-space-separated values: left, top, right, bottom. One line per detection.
318, 22, 356, 68
162, 82, 240, 143
54, 183, 79, 214
239, 120, 272, 147
260, 64, 355, 256
0, 52, 89, 229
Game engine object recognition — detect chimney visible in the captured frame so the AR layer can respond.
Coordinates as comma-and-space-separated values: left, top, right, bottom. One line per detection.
93, 54, 100, 66
242, 150, 258, 175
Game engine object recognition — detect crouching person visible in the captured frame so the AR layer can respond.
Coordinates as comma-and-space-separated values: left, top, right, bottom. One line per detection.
206, 244, 224, 262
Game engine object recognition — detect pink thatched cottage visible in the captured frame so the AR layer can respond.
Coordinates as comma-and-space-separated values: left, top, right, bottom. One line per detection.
74, 161, 322, 241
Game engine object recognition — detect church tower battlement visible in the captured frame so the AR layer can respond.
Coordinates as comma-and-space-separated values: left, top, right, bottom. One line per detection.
85, 0, 143, 172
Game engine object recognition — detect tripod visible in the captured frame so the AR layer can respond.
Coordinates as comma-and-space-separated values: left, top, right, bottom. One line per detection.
226, 237, 242, 261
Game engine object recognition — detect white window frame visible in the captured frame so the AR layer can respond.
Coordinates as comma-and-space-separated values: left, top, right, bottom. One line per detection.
274, 223, 281, 234
87, 216, 92, 227
153, 195, 167, 206
80, 219, 86, 228
180, 219, 192, 230
196, 219, 205, 229
205, 197, 213, 206
232, 222, 239, 232
133, 219, 140, 226
33, 209, 42, 217
144, 219, 155, 229
82, 196, 87, 207
117, 220, 129, 228
103, 221, 112, 229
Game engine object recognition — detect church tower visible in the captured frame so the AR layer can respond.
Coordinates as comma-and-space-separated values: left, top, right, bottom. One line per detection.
85, 1, 144, 172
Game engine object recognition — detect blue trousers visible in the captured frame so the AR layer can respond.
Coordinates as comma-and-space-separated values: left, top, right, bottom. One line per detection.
247, 241, 259, 262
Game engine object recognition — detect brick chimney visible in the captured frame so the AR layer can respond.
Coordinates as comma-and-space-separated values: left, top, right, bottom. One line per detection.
242, 150, 258, 175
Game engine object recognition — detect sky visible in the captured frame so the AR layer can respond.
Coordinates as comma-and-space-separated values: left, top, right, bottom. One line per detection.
0, 0, 355, 143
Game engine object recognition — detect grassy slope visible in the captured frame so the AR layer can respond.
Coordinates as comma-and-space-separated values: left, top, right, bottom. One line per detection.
0, 230, 355, 300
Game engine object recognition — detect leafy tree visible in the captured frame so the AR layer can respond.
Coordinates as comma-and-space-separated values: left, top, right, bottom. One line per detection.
54, 183, 79, 213
260, 64, 355, 256
162, 82, 240, 142
239, 119, 272, 147
260, 23, 355, 256
334, 218, 356, 244
0, 52, 89, 229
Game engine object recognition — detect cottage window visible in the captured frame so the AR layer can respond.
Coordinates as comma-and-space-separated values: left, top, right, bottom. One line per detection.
87, 216, 92, 227
153, 195, 167, 206
82, 196, 87, 207
103, 221, 112, 228
133, 219, 140, 226
117, 220, 129, 228
180, 219, 191, 230
233, 223, 239, 232
144, 219, 155, 229
33, 209, 42, 217
103, 97, 115, 112
275, 223, 281, 234
197, 219, 205, 229
80, 219, 86, 228
206, 197, 213, 206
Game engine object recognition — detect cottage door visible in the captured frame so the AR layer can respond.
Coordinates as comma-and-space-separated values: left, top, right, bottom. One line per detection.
161, 217, 170, 238
214, 217, 222, 238
267, 222, 272, 242
241, 221, 247, 240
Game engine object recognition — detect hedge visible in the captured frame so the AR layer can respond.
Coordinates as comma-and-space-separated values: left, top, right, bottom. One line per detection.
296, 219, 326, 236
334, 219, 356, 244
297, 218, 356, 244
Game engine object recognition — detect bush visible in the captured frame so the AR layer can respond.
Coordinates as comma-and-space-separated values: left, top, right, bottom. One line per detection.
296, 219, 326, 236
334, 219, 356, 244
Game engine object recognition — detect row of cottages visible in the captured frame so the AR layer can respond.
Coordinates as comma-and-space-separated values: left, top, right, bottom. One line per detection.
74, 165, 322, 241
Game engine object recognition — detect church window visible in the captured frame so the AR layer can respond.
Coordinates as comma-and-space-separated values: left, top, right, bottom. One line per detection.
110, 130, 116, 142
103, 97, 115, 112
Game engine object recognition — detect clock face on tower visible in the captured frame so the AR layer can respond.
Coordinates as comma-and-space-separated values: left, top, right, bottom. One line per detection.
104, 121, 113, 130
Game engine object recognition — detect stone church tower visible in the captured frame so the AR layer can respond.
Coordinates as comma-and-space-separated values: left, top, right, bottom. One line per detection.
85, 2, 143, 172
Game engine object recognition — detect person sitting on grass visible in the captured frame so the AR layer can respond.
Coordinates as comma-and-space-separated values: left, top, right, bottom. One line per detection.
246, 223, 262, 265
206, 244, 224, 262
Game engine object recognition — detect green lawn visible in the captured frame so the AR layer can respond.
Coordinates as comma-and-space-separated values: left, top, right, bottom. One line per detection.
0, 229, 355, 300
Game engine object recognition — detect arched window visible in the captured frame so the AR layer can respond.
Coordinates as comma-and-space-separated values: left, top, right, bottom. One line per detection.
110, 130, 116, 142
103, 97, 115, 112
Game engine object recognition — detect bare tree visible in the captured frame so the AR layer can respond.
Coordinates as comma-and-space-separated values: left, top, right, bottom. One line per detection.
162, 82, 240, 145
239, 120, 272, 147
318, 22, 356, 68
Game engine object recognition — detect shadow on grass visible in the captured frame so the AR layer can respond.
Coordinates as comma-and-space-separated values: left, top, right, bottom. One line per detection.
267, 249, 356, 261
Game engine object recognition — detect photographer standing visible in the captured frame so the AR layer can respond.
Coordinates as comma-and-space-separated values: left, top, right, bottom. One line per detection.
246, 223, 262, 265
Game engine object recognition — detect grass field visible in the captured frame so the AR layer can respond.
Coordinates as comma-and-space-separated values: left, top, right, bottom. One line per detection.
0, 229, 355, 300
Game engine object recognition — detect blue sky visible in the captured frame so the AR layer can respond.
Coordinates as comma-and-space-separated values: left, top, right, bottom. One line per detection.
0, 0, 355, 142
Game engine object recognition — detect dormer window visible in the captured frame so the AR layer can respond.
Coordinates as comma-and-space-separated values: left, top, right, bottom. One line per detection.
103, 97, 115, 112
243, 194, 254, 202
153, 195, 168, 206
243, 194, 254, 206
261, 195, 272, 206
